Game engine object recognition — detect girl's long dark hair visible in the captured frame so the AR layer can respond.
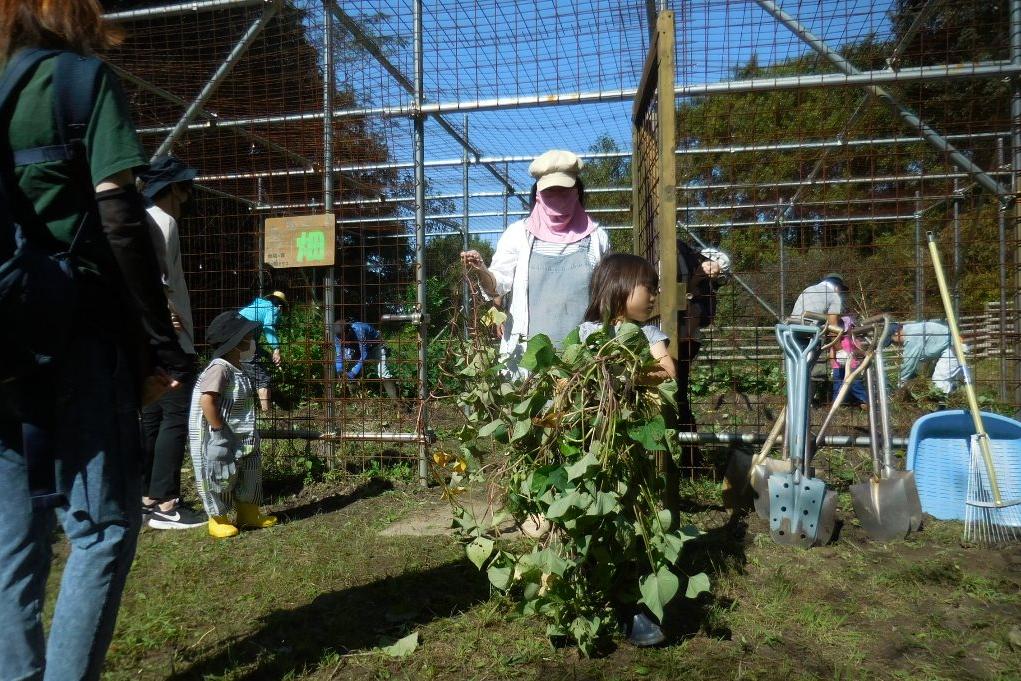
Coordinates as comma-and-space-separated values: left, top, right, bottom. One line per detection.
584, 253, 658, 323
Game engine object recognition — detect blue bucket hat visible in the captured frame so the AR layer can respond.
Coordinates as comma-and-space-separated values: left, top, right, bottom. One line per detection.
140, 155, 198, 199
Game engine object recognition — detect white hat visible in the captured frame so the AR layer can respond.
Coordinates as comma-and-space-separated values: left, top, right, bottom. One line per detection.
700, 247, 732, 275
529, 149, 584, 191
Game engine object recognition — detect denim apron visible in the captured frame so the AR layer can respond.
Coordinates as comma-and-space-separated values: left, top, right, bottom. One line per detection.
526, 235, 593, 348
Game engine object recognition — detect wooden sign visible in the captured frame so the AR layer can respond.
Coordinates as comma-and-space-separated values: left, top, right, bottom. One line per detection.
263, 213, 335, 268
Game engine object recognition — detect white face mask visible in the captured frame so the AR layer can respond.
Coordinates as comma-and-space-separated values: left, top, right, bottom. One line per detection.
238, 339, 256, 362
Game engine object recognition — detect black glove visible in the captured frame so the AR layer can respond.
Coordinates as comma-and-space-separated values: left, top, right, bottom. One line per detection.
94, 185, 190, 379
206, 426, 238, 493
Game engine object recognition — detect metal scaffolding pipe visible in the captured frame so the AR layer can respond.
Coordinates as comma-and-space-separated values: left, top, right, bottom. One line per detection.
413, 0, 429, 487
679, 225, 781, 321
754, 0, 1011, 201
682, 214, 918, 229
194, 141, 1011, 181
677, 131, 1006, 157
327, 1, 524, 207
153, 0, 282, 159
264, 191, 955, 214
108, 62, 311, 169
682, 171, 993, 193
322, 1, 337, 421
1013, 0, 1021, 405
998, 139, 1010, 401
104, 0, 268, 21
915, 191, 923, 320
676, 431, 909, 449
259, 429, 429, 443
132, 60, 1021, 132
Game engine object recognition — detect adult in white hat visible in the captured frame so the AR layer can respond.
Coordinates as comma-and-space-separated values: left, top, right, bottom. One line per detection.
461, 149, 611, 375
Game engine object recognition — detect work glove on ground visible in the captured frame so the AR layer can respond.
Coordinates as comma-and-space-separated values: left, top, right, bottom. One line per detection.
206, 426, 239, 493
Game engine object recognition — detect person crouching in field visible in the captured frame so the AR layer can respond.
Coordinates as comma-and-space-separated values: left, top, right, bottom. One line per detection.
188, 312, 278, 539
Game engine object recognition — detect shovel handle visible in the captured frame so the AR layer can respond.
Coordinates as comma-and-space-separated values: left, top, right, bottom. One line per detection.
926, 232, 1003, 505
752, 406, 787, 467
816, 349, 875, 445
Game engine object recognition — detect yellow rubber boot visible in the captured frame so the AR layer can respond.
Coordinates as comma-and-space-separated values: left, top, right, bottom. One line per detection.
208, 516, 239, 539
235, 503, 277, 529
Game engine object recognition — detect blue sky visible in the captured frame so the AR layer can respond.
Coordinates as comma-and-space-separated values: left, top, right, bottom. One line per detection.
329, 0, 896, 240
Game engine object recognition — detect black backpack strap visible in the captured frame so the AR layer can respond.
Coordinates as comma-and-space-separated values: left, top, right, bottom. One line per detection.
53, 52, 102, 148
12, 52, 102, 168
0, 49, 63, 252
0, 49, 60, 114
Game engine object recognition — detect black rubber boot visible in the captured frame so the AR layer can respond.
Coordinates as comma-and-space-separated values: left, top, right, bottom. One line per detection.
627, 612, 665, 647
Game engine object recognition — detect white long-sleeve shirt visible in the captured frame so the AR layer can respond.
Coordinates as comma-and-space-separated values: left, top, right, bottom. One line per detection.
486, 219, 611, 358
147, 203, 195, 355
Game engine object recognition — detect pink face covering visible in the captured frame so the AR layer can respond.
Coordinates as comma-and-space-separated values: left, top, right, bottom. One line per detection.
524, 186, 598, 244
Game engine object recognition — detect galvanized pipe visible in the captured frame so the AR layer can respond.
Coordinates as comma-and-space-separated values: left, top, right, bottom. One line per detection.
319, 210, 920, 227
461, 116, 471, 340
253, 191, 956, 214
153, 0, 282, 159
915, 191, 923, 320
1013, 0, 1021, 405
952, 179, 961, 319
196, 160, 1000, 189
326, 1, 523, 207
413, 0, 429, 487
675, 431, 909, 449
133, 60, 1021, 132
109, 62, 311, 168
678, 224, 781, 321
322, 1, 336, 422
754, 0, 1011, 201
259, 429, 430, 443
998, 138, 1009, 401
104, 0, 268, 21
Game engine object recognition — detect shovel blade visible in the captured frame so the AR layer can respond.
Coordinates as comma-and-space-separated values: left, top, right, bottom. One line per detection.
815, 489, 838, 547
768, 472, 798, 545
769, 473, 834, 548
851, 475, 922, 542
891, 470, 924, 532
753, 459, 793, 519
789, 475, 829, 548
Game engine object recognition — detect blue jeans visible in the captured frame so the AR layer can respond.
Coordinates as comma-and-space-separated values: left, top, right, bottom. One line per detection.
832, 366, 869, 404
0, 334, 141, 681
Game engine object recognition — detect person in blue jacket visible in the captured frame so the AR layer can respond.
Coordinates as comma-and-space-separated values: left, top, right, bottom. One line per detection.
238, 291, 286, 411
333, 320, 398, 399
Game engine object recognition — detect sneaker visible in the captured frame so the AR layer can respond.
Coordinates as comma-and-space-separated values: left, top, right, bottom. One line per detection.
627, 613, 666, 647
142, 501, 158, 521
148, 503, 207, 530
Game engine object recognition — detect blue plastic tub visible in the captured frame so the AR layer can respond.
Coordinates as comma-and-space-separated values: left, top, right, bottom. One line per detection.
906, 410, 1021, 521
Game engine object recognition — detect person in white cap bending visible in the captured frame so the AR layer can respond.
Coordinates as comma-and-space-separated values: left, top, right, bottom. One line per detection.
460, 149, 611, 376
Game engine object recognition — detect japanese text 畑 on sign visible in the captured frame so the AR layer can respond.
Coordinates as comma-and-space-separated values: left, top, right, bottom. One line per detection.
263, 213, 335, 268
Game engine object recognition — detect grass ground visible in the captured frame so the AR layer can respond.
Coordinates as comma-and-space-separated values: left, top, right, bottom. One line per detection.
44, 455, 1021, 681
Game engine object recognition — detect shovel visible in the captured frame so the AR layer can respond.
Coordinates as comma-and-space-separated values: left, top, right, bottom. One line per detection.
721, 405, 786, 512
851, 322, 923, 541
749, 407, 790, 519
768, 323, 838, 548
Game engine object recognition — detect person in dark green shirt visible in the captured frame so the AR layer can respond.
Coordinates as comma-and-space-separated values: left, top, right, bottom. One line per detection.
0, 2, 190, 679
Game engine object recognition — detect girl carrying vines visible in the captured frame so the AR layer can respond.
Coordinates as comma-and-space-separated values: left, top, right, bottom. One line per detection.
576, 253, 677, 646
578, 253, 677, 384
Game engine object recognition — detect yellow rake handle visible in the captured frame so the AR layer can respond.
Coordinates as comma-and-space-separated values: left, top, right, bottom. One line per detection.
926, 232, 1003, 505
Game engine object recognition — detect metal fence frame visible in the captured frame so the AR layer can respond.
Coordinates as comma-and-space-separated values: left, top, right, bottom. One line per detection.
103, 1, 1021, 472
